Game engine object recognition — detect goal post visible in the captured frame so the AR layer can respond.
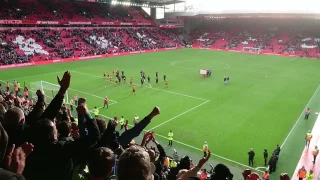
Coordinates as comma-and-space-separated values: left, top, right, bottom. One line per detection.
30, 81, 69, 104
242, 47, 261, 54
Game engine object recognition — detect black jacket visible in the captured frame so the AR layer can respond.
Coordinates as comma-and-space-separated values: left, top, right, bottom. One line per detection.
154, 144, 166, 179
23, 114, 100, 180
0, 169, 25, 180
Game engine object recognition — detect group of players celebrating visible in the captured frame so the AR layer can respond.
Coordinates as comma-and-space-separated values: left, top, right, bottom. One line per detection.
103, 68, 168, 95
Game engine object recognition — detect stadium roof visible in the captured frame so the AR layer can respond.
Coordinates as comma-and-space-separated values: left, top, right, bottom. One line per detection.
98, 0, 186, 5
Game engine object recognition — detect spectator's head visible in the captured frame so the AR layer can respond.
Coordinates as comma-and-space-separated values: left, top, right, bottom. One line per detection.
57, 121, 71, 138
178, 155, 191, 170
96, 118, 106, 134
211, 164, 233, 180
32, 119, 58, 145
88, 147, 115, 178
118, 146, 156, 180
3, 107, 25, 127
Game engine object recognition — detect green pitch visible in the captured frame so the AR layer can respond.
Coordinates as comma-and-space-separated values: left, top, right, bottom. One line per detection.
1, 49, 320, 176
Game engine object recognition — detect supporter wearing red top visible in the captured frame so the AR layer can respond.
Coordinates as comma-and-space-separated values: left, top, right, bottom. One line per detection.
200, 169, 207, 180
104, 96, 108, 108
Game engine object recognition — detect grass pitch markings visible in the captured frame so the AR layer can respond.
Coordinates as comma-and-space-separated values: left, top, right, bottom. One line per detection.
93, 111, 263, 173
70, 70, 208, 101
280, 84, 320, 149
149, 100, 210, 131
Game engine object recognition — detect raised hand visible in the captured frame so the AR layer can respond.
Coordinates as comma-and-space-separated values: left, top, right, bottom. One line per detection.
197, 150, 211, 168
141, 132, 153, 146
147, 106, 160, 120
20, 142, 34, 157
5, 144, 15, 169
57, 71, 71, 90
9, 147, 26, 175
36, 89, 44, 96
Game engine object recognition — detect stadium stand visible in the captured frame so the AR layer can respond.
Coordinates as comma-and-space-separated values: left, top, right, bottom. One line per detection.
189, 19, 320, 58
0, 28, 182, 65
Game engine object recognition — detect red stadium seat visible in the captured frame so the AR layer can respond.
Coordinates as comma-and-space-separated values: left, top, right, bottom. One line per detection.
280, 173, 290, 180
242, 169, 251, 180
246, 173, 261, 180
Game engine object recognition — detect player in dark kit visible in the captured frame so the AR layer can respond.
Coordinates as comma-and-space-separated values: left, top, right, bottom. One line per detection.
164, 74, 166, 81
263, 149, 268, 166
141, 78, 144, 86
147, 76, 150, 84
248, 148, 255, 166
156, 77, 158, 84
156, 72, 158, 78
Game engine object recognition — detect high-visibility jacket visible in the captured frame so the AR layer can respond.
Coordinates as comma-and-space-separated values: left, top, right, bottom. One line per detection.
312, 148, 319, 156
203, 144, 208, 152
130, 139, 135, 146
17, 83, 20, 88
306, 133, 312, 141
169, 160, 177, 168
306, 172, 314, 180
119, 118, 125, 125
263, 172, 270, 180
164, 157, 169, 167
168, 132, 173, 140
298, 169, 306, 178
93, 109, 99, 116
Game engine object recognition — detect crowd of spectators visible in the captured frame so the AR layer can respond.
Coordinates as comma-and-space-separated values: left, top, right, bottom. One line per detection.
189, 25, 320, 58
0, 71, 242, 180
0, 28, 183, 65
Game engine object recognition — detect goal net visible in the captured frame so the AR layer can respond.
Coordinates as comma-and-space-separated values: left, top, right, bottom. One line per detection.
242, 47, 261, 54
30, 81, 69, 104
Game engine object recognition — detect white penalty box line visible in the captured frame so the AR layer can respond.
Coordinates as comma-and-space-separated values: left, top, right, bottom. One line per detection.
70, 70, 211, 131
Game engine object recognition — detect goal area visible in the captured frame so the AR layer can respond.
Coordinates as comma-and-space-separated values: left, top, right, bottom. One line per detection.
242, 47, 261, 54
30, 81, 69, 104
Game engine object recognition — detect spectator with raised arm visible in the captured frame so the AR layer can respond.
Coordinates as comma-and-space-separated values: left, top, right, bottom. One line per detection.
176, 150, 211, 180
23, 72, 101, 180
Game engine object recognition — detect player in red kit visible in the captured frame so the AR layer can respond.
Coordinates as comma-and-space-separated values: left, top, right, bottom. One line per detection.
104, 96, 109, 108
123, 120, 129, 131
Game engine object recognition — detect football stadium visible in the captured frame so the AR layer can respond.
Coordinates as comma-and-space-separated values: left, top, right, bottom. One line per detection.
0, 0, 320, 180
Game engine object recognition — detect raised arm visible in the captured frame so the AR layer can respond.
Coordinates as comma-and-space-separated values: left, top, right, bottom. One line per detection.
118, 107, 160, 147
39, 71, 71, 121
